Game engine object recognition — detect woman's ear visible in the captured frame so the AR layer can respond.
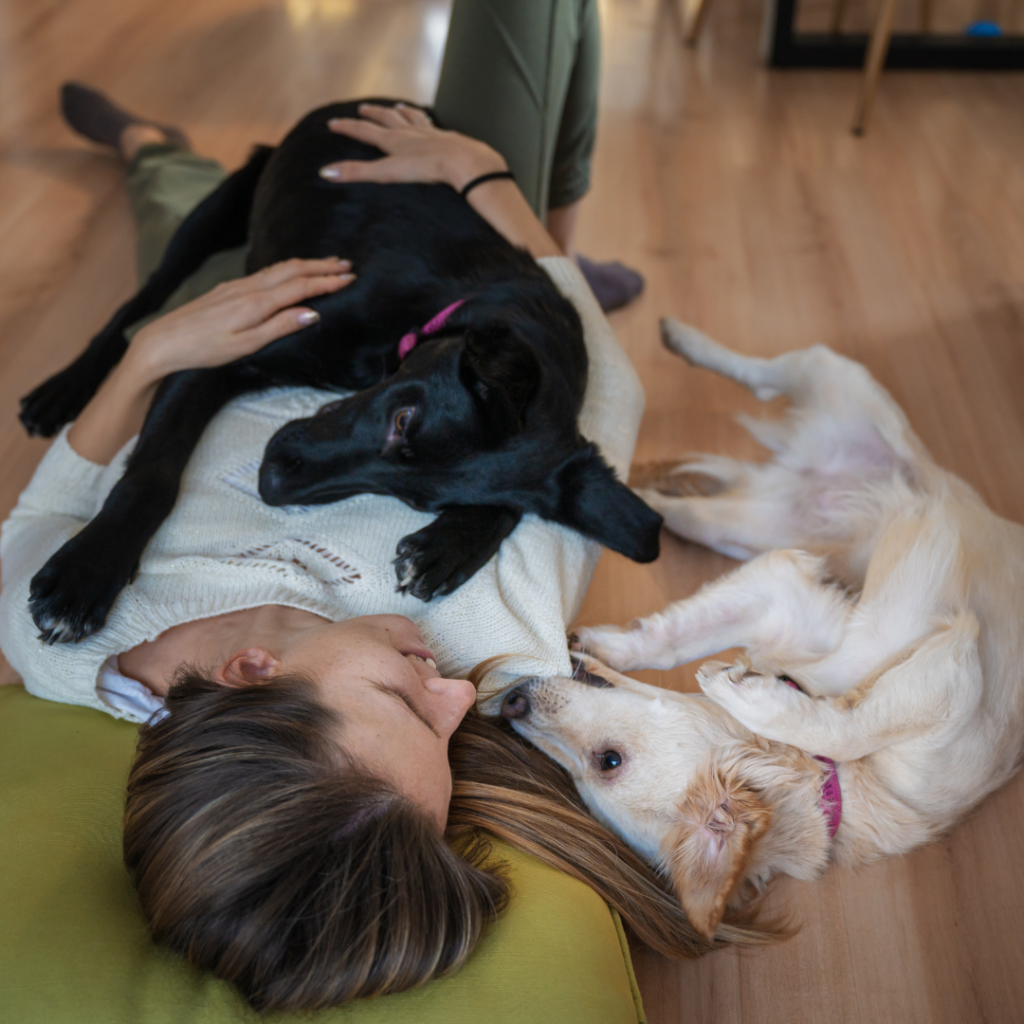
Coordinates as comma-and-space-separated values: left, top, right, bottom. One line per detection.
215, 647, 280, 688
661, 766, 771, 941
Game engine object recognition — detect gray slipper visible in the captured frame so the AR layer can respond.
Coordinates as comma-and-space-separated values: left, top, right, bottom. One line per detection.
575, 255, 645, 312
60, 82, 189, 152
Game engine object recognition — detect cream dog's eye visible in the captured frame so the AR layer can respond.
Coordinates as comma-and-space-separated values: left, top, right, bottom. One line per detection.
599, 750, 622, 771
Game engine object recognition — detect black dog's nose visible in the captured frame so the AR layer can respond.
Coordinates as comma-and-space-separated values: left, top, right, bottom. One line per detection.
258, 455, 303, 506
501, 689, 531, 720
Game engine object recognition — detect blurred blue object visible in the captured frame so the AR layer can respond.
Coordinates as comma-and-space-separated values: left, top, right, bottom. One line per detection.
964, 20, 1003, 36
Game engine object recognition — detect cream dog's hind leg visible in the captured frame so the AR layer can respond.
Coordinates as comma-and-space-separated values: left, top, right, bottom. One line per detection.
660, 319, 927, 468
572, 549, 850, 672
637, 322, 936, 563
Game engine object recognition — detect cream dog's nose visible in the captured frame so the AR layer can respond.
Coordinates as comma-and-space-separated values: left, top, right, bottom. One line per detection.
501, 689, 531, 720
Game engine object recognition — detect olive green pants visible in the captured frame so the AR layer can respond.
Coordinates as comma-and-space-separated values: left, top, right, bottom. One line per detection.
125, 0, 600, 286
434, 0, 600, 220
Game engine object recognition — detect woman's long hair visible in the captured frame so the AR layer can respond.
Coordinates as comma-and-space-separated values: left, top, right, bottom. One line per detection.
124, 671, 778, 1014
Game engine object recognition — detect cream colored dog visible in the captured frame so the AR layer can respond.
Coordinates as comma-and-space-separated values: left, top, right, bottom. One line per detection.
498, 321, 1024, 941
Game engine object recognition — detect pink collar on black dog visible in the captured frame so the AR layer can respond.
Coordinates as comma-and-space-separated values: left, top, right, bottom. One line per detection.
398, 299, 466, 360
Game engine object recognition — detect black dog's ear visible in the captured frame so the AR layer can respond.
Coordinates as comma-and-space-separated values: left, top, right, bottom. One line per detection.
552, 445, 662, 562
459, 324, 541, 435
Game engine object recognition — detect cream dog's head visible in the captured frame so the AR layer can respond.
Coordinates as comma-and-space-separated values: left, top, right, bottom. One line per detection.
499, 655, 830, 939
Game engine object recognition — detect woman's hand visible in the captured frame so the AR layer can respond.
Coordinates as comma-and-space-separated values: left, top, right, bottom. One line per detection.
67, 257, 355, 465
319, 103, 506, 191
124, 256, 355, 386
321, 104, 561, 260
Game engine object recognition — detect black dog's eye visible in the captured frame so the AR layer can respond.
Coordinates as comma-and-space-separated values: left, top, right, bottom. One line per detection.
598, 750, 622, 772
393, 408, 413, 436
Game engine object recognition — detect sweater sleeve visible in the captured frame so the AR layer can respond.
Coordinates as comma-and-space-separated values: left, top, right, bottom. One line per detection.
0, 428, 131, 716
0, 427, 111, 593
535, 256, 645, 480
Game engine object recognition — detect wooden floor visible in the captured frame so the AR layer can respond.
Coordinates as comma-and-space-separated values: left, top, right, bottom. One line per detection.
2, 0, 1023, 1021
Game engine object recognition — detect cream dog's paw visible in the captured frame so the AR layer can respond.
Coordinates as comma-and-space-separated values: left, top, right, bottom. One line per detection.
697, 660, 804, 734
570, 623, 649, 671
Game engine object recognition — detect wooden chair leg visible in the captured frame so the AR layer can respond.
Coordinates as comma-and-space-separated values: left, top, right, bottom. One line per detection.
683, 0, 717, 45
851, 0, 900, 135
830, 0, 850, 33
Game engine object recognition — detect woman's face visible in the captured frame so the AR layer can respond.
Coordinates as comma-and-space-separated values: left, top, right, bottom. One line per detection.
269, 615, 476, 827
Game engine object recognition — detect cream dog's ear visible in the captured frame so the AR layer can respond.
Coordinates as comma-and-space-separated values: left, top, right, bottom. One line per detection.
661, 766, 771, 941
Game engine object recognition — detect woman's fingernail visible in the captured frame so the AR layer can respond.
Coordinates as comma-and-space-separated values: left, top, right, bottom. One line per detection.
331, 257, 351, 269
335, 273, 356, 284
298, 310, 320, 325
319, 165, 341, 181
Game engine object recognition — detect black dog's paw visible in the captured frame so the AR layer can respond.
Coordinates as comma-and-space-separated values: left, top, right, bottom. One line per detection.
393, 505, 522, 602
393, 533, 475, 602
29, 538, 137, 643
20, 366, 98, 438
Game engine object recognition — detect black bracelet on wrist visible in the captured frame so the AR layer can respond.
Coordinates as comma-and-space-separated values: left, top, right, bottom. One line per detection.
459, 169, 516, 198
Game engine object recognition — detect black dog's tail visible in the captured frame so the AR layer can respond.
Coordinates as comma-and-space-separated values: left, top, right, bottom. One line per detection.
19, 145, 274, 437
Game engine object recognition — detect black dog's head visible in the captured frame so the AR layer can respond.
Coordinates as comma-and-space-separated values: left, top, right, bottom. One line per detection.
258, 322, 662, 563
259, 322, 542, 508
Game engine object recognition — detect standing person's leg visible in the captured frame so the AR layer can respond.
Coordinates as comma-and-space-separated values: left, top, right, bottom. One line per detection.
546, 0, 643, 311
433, 0, 585, 221
434, 0, 643, 311
545, 0, 601, 245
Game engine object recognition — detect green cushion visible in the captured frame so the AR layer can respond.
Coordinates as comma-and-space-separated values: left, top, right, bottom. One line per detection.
0, 685, 645, 1023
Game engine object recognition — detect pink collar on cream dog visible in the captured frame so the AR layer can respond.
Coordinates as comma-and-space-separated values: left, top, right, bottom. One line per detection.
780, 676, 842, 839
814, 756, 842, 839
398, 299, 466, 360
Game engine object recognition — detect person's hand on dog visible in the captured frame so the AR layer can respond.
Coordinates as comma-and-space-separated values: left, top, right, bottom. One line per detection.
320, 102, 506, 191
126, 256, 355, 384
322, 104, 561, 259
67, 257, 354, 465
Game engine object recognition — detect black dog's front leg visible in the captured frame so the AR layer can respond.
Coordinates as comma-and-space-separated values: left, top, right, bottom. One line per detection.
29, 368, 253, 643
394, 505, 523, 602
19, 146, 273, 438
20, 299, 144, 438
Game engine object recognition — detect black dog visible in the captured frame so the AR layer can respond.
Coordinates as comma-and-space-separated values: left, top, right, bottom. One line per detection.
21, 100, 662, 644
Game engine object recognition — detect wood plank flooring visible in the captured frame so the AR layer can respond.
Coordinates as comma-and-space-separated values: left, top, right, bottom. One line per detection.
1, 0, 1022, 1021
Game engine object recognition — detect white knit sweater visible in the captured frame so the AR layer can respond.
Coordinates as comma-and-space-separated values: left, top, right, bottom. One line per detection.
0, 258, 644, 721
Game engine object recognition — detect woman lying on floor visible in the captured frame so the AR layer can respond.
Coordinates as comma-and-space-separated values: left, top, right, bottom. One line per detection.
1, 6, 773, 1013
